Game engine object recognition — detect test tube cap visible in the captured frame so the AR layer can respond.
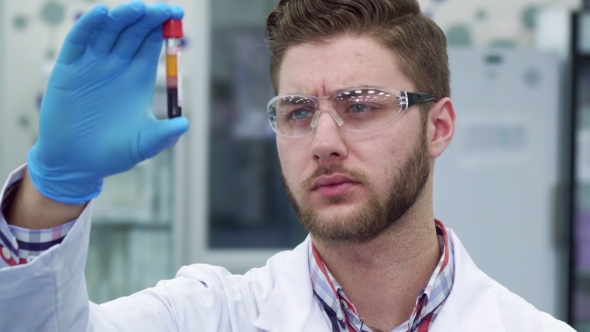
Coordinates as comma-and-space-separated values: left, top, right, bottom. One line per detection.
163, 19, 183, 38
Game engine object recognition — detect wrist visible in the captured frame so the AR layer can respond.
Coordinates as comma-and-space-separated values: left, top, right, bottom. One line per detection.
1, 180, 21, 221
6, 170, 86, 230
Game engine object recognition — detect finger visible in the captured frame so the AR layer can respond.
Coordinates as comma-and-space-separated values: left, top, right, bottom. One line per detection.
57, 5, 108, 64
88, 1, 146, 56
137, 117, 189, 160
133, 26, 163, 65
135, 6, 184, 64
170, 5, 185, 20
112, 3, 173, 60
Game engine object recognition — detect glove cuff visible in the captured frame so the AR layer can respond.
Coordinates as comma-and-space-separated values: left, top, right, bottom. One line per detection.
26, 151, 104, 205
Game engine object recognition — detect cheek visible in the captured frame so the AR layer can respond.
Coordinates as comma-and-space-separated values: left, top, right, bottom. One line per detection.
277, 139, 308, 187
348, 137, 390, 187
351, 131, 414, 193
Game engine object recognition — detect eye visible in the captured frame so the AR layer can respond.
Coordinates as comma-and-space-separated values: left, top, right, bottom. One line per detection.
289, 108, 312, 120
350, 104, 370, 113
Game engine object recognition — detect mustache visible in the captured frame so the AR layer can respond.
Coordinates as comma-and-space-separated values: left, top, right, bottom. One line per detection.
299, 164, 370, 192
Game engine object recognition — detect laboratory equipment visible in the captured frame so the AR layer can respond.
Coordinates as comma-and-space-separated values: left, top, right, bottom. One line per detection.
163, 19, 183, 118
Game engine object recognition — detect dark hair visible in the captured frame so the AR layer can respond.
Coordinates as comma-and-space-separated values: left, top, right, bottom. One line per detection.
265, 0, 450, 111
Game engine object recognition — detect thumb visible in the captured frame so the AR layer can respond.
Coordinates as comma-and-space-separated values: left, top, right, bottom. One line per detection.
138, 117, 189, 160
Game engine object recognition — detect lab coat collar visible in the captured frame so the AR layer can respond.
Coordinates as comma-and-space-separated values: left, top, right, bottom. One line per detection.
253, 236, 319, 331
432, 229, 505, 332
254, 230, 506, 332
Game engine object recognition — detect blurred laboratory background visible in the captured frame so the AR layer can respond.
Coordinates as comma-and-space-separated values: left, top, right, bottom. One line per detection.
0, 0, 589, 329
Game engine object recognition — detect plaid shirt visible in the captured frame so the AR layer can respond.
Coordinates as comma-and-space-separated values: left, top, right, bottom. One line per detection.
0, 167, 75, 267
309, 220, 455, 332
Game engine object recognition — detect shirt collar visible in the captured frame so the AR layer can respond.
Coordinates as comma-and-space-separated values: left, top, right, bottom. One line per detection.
308, 220, 456, 332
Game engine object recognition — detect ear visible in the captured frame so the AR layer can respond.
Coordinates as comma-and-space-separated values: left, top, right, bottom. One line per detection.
427, 97, 456, 158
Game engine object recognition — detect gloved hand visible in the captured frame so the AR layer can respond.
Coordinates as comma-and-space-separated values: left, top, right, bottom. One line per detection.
27, 2, 189, 204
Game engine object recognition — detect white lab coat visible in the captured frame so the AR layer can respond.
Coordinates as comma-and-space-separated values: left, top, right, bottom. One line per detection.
0, 199, 575, 331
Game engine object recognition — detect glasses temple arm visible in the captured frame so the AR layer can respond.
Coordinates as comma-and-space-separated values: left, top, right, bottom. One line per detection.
406, 92, 438, 108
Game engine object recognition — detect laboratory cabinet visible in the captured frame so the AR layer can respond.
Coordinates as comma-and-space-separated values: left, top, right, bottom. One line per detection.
87, 144, 178, 303
569, 11, 590, 330
0, 0, 5, 180
434, 49, 566, 320
182, 0, 308, 275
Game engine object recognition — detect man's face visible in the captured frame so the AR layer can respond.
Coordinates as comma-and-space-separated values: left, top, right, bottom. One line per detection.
276, 35, 431, 243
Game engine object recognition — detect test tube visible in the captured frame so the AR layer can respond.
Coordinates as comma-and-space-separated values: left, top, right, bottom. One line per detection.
162, 19, 183, 118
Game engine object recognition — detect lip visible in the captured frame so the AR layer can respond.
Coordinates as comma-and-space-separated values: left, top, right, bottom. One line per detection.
311, 174, 359, 191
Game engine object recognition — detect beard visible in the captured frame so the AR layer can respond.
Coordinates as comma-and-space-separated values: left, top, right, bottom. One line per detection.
281, 118, 430, 243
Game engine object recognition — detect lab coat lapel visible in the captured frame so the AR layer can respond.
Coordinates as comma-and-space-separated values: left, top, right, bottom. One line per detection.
254, 236, 328, 332
431, 230, 505, 332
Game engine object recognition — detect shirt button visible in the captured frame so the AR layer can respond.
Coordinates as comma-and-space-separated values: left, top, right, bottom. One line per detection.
26, 255, 37, 263
337, 312, 344, 320
2, 247, 12, 260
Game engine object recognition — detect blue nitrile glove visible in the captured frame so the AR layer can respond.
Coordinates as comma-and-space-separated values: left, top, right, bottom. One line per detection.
27, 2, 189, 204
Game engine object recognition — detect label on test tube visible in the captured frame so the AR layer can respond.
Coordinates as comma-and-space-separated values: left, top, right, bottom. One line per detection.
177, 50, 183, 108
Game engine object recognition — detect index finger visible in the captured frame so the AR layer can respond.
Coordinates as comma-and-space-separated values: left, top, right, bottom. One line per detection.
56, 5, 108, 64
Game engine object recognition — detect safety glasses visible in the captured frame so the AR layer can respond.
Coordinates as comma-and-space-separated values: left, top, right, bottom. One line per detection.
267, 86, 437, 138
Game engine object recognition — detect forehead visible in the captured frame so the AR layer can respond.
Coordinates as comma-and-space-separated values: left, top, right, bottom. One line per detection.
277, 35, 415, 96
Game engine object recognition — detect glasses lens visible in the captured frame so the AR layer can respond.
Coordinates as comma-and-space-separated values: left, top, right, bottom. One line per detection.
332, 88, 401, 131
269, 96, 316, 137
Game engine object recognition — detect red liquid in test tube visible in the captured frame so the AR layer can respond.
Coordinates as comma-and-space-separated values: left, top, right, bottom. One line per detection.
163, 19, 183, 118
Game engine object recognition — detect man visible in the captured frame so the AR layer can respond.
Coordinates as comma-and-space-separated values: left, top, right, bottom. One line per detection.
0, 0, 575, 331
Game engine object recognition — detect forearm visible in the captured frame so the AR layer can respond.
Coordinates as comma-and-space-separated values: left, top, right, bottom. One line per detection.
5, 168, 86, 230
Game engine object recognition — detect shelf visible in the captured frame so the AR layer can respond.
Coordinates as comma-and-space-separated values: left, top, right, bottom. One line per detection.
92, 206, 155, 224
92, 219, 172, 231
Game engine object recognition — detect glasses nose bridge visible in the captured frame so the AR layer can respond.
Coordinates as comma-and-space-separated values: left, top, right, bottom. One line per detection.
311, 95, 344, 128
314, 95, 333, 112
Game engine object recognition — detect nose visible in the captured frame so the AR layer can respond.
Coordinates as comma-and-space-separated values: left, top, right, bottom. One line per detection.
310, 108, 348, 164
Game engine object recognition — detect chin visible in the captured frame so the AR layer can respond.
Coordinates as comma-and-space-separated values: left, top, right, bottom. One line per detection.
299, 195, 391, 243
